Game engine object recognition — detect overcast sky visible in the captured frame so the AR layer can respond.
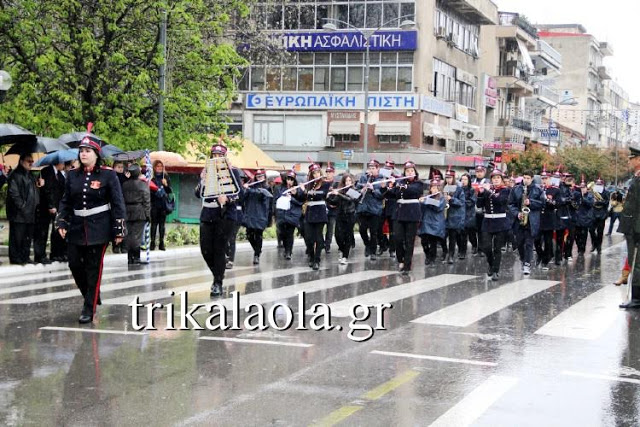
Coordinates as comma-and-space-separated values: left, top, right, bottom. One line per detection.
493, 0, 640, 103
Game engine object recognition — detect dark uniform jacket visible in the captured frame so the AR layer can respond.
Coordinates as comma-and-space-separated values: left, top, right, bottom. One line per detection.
37, 165, 61, 221
477, 187, 511, 233
445, 184, 466, 230
325, 180, 338, 218
592, 189, 610, 221
6, 164, 39, 224
122, 175, 151, 222
620, 175, 640, 235
508, 183, 545, 237
539, 186, 561, 231
572, 189, 595, 228
356, 175, 386, 216
56, 166, 126, 246
275, 186, 304, 227
462, 186, 477, 228
243, 184, 272, 230
387, 179, 424, 222
419, 196, 446, 238
304, 181, 331, 224
556, 183, 573, 230
195, 168, 244, 223
327, 191, 357, 219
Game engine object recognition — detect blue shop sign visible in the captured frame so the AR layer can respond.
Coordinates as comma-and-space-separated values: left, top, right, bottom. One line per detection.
281, 30, 418, 52
246, 93, 420, 110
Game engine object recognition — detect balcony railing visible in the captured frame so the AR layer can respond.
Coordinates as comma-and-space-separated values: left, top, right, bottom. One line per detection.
498, 12, 538, 40
536, 40, 562, 66
499, 61, 531, 81
512, 117, 533, 132
534, 84, 560, 104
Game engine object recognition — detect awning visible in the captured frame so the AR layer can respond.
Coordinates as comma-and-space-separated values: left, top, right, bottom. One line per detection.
517, 39, 535, 74
184, 137, 283, 170
328, 121, 361, 135
422, 122, 445, 138
375, 121, 411, 136
443, 128, 457, 140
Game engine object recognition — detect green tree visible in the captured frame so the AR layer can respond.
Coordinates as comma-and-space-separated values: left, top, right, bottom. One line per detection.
505, 145, 553, 175
555, 146, 628, 184
0, 0, 251, 153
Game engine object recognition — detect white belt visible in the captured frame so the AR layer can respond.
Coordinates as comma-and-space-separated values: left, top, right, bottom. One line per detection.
307, 201, 326, 207
74, 204, 110, 217
397, 199, 419, 204
484, 213, 506, 219
203, 201, 220, 208
236, 206, 242, 211
560, 216, 570, 220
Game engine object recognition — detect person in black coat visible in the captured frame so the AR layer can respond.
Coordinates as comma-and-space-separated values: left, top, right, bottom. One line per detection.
572, 176, 594, 255
274, 170, 304, 260
472, 165, 489, 256
150, 160, 172, 251
327, 173, 358, 264
323, 164, 338, 253
50, 162, 70, 262
558, 172, 576, 260
535, 169, 561, 269
122, 165, 151, 264
56, 137, 126, 323
443, 168, 465, 264
387, 161, 424, 275
508, 170, 545, 275
195, 143, 244, 297
477, 169, 511, 281
34, 163, 66, 264
588, 177, 610, 254
7, 153, 41, 265
459, 173, 476, 260
243, 169, 272, 265
303, 163, 331, 270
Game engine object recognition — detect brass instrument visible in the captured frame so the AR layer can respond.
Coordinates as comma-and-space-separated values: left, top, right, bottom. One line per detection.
520, 185, 530, 226
587, 182, 605, 202
200, 156, 241, 199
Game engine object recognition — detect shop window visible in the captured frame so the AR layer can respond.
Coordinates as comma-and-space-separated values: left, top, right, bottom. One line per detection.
334, 134, 360, 144
379, 135, 409, 144
437, 138, 446, 147
423, 135, 435, 145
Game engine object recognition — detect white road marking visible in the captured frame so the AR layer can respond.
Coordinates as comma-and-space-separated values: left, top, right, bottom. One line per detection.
562, 370, 640, 385
102, 266, 314, 305
535, 285, 627, 339
39, 326, 147, 335
370, 350, 497, 367
198, 336, 313, 348
0, 265, 188, 296
323, 274, 477, 317
411, 279, 560, 327
0, 266, 119, 287
428, 375, 519, 427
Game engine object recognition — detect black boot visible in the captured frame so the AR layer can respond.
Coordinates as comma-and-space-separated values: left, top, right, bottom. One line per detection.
210, 282, 223, 297
78, 305, 93, 324
158, 241, 166, 251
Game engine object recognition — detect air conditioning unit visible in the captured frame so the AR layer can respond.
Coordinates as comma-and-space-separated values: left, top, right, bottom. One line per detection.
436, 27, 447, 39
465, 131, 476, 140
325, 135, 335, 147
231, 93, 244, 105
465, 142, 482, 155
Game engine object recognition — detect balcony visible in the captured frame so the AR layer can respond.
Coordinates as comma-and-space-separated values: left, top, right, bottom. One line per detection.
498, 12, 539, 41
530, 39, 562, 71
598, 65, 612, 80
533, 83, 560, 104
600, 42, 614, 56
444, 0, 498, 25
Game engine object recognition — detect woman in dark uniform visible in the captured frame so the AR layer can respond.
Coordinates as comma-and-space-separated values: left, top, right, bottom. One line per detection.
56, 136, 126, 323
476, 169, 511, 281
388, 161, 424, 275
327, 173, 358, 264
274, 170, 304, 260
303, 163, 330, 270
459, 173, 476, 259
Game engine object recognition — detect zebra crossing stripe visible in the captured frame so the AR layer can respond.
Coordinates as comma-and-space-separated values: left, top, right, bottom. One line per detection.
0, 269, 214, 304
411, 279, 560, 327
201, 270, 397, 311
535, 285, 627, 340
102, 266, 315, 305
0, 265, 189, 297
0, 266, 119, 287
428, 376, 519, 427
321, 274, 477, 318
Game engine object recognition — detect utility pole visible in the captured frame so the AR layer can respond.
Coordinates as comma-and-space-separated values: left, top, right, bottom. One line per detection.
158, 9, 167, 152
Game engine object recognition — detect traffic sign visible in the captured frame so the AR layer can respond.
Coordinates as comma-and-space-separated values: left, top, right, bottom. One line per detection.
342, 150, 353, 160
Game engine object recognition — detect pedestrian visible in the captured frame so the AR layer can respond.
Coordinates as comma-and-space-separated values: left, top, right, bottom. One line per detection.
508, 170, 544, 275
356, 159, 387, 260
618, 146, 640, 308
459, 173, 476, 260
34, 162, 65, 264
327, 173, 358, 265
536, 168, 561, 270
150, 160, 172, 251
419, 177, 446, 268
243, 169, 272, 265
7, 153, 41, 265
572, 176, 594, 256
50, 161, 70, 262
324, 164, 337, 254
388, 162, 423, 275
195, 143, 244, 297
607, 190, 624, 235
472, 165, 489, 256
588, 178, 609, 253
121, 165, 151, 264
477, 169, 511, 281
443, 167, 465, 264
56, 136, 126, 323
275, 170, 304, 260
303, 163, 331, 270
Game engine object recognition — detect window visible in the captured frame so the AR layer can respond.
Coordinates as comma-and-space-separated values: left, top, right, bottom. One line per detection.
334, 134, 359, 144
434, 2, 480, 57
379, 135, 409, 144
314, 67, 329, 91
251, 67, 265, 91
456, 77, 477, 109
423, 135, 435, 145
433, 58, 456, 101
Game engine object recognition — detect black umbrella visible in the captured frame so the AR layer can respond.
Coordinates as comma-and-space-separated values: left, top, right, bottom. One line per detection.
111, 149, 146, 162
0, 123, 37, 146
37, 136, 69, 153
101, 144, 124, 159
5, 139, 48, 155
58, 131, 104, 148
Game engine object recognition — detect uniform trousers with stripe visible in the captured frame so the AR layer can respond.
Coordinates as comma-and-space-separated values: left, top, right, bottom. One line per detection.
201, 218, 232, 284
68, 243, 108, 316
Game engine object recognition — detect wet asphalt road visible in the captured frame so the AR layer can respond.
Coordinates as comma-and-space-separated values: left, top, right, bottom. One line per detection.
0, 232, 639, 426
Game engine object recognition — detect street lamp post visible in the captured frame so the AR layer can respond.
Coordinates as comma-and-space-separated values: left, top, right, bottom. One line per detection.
323, 16, 415, 171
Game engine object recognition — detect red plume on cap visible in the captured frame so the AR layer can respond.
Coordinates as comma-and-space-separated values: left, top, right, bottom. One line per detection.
580, 173, 586, 187
87, 122, 94, 133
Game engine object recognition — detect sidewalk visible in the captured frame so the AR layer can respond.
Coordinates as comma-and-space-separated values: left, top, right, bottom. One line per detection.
0, 238, 302, 276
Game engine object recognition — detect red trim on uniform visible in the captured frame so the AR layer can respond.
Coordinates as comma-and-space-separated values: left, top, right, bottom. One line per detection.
92, 244, 108, 314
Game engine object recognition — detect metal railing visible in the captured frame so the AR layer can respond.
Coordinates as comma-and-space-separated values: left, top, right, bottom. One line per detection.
536, 40, 562, 66
498, 12, 538, 40
533, 83, 560, 104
